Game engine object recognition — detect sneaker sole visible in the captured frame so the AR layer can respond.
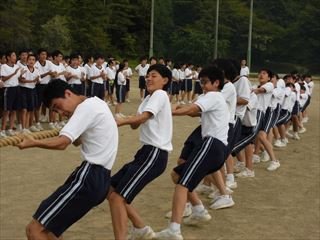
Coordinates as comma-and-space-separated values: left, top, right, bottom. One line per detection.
210, 202, 235, 210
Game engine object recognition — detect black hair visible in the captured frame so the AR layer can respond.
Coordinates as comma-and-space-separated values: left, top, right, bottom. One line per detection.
300, 85, 306, 91
69, 53, 79, 60
108, 59, 114, 65
199, 65, 224, 90
52, 50, 63, 58
27, 54, 37, 60
37, 48, 47, 55
147, 64, 172, 90
94, 54, 104, 60
149, 56, 157, 62
43, 79, 79, 107
286, 82, 295, 89
139, 56, 148, 62
19, 49, 28, 55
259, 68, 273, 79
165, 59, 172, 65
212, 58, 238, 82
122, 59, 128, 63
5, 50, 15, 61
114, 63, 125, 88
230, 59, 241, 75
173, 63, 180, 69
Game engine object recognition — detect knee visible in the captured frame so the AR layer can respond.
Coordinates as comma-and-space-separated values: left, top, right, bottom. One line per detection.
25, 220, 42, 239
177, 158, 185, 165
171, 171, 180, 184
108, 191, 125, 204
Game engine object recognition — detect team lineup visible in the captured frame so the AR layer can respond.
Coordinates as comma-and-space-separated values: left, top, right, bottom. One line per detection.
0, 49, 315, 240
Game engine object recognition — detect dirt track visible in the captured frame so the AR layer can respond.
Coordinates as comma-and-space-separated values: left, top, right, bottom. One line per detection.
0, 81, 319, 240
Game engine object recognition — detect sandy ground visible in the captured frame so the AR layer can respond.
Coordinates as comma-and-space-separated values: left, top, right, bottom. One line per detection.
0, 80, 319, 240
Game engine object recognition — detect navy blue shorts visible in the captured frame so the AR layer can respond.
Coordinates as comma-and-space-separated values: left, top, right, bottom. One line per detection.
179, 125, 202, 161
271, 104, 281, 128
90, 82, 105, 100
36, 84, 47, 108
193, 81, 202, 95
226, 122, 235, 157
126, 79, 130, 92
3, 86, 21, 111
276, 109, 291, 126
181, 79, 192, 92
301, 95, 311, 112
292, 101, 300, 116
230, 117, 242, 156
174, 137, 227, 192
20, 87, 37, 111
69, 84, 83, 95
116, 85, 126, 103
260, 108, 274, 133
111, 145, 168, 204
34, 161, 110, 237
107, 80, 115, 94
169, 81, 180, 95
0, 88, 4, 110
139, 76, 146, 89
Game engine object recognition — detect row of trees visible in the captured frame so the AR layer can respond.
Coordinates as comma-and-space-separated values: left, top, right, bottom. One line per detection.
0, 0, 319, 73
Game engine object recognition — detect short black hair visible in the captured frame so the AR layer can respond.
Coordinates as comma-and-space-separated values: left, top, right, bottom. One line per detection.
199, 65, 224, 90
212, 58, 238, 82
43, 79, 79, 108
259, 68, 273, 79
286, 82, 295, 89
52, 50, 63, 58
69, 53, 79, 60
5, 50, 15, 60
37, 48, 47, 55
19, 49, 28, 55
147, 64, 172, 90
94, 54, 104, 60
27, 54, 37, 60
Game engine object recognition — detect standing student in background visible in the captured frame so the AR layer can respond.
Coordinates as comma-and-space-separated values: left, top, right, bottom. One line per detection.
84, 54, 94, 97
90, 54, 107, 100
181, 63, 193, 104
240, 59, 250, 77
106, 59, 117, 105
123, 59, 132, 103
114, 63, 126, 118
135, 56, 149, 101
169, 63, 180, 103
66, 54, 83, 94
191, 66, 202, 101
178, 63, 186, 104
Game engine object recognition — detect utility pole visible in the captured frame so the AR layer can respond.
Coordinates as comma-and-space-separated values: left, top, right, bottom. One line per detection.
149, 0, 154, 58
247, 0, 253, 69
214, 0, 219, 59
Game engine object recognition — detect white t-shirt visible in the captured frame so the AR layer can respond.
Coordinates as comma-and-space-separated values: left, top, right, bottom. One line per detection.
135, 64, 149, 76
184, 68, 192, 80
193, 71, 199, 81
66, 66, 82, 85
300, 93, 308, 107
51, 62, 66, 81
90, 65, 105, 84
138, 89, 172, 151
195, 91, 229, 145
277, 78, 286, 89
106, 66, 116, 80
123, 67, 133, 79
221, 82, 237, 124
256, 82, 274, 112
270, 87, 284, 109
240, 66, 250, 76
0, 64, 20, 87
84, 63, 92, 79
17, 60, 27, 68
282, 87, 292, 110
20, 66, 40, 89
172, 69, 179, 81
294, 82, 301, 104
233, 76, 251, 119
178, 69, 185, 80
303, 81, 310, 96
35, 60, 53, 84
308, 81, 314, 95
117, 72, 126, 85
60, 97, 118, 170
288, 91, 297, 112
242, 92, 258, 127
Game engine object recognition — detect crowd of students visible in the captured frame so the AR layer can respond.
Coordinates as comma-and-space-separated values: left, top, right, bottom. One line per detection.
1, 49, 315, 240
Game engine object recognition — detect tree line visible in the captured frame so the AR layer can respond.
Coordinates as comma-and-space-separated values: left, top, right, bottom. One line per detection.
0, 0, 319, 73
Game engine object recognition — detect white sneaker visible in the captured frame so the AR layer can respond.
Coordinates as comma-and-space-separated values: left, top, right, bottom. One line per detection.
292, 132, 300, 140
195, 183, 215, 195
36, 123, 44, 131
286, 131, 293, 138
183, 209, 212, 226
236, 168, 255, 178
260, 151, 270, 162
165, 203, 192, 219
302, 117, 309, 123
210, 195, 235, 210
0, 130, 7, 138
39, 115, 48, 123
154, 228, 183, 240
126, 99, 131, 103
115, 113, 124, 119
29, 125, 40, 132
274, 139, 286, 148
119, 113, 126, 118
129, 226, 155, 240
208, 187, 233, 199
252, 154, 261, 163
180, 101, 186, 105
289, 125, 293, 131
283, 138, 289, 144
234, 161, 245, 173
48, 122, 56, 130
267, 160, 280, 171
6, 129, 16, 136
22, 128, 32, 134
298, 127, 306, 134
226, 180, 237, 189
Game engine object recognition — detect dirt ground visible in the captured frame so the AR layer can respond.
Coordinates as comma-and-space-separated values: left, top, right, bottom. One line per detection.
0, 80, 319, 240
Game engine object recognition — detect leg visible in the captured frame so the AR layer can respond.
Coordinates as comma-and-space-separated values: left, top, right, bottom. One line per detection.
126, 204, 145, 228
8, 110, 16, 130
1, 110, 9, 130
26, 219, 61, 240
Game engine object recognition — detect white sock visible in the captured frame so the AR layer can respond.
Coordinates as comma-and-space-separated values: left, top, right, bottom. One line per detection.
134, 226, 147, 232
169, 222, 181, 233
226, 174, 234, 182
192, 202, 205, 214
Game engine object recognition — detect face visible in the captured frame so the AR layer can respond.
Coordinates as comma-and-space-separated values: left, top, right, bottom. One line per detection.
39, 51, 47, 61
150, 59, 157, 65
200, 76, 219, 93
71, 58, 79, 66
124, 61, 129, 67
145, 70, 168, 94
241, 60, 246, 66
50, 90, 78, 118
54, 54, 63, 63
159, 59, 165, 65
27, 56, 36, 67
8, 52, 17, 64
258, 70, 270, 84
20, 52, 28, 63
96, 58, 104, 66
141, 59, 147, 65
304, 77, 311, 83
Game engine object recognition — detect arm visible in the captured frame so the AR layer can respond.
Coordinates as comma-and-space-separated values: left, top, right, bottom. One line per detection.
116, 112, 153, 129
252, 87, 266, 95
19, 76, 39, 84
17, 134, 71, 150
237, 97, 249, 105
72, 137, 82, 147
172, 103, 201, 116
1, 68, 20, 82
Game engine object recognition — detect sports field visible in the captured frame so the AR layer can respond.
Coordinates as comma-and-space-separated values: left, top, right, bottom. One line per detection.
0, 81, 319, 240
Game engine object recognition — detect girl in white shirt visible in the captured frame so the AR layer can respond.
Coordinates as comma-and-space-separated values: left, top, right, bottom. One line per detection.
114, 63, 126, 117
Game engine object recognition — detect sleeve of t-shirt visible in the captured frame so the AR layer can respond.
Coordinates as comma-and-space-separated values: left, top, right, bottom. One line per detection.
236, 77, 250, 101
195, 93, 217, 113
247, 93, 258, 110
135, 65, 140, 72
59, 103, 96, 142
221, 84, 233, 101
262, 82, 274, 93
142, 90, 166, 116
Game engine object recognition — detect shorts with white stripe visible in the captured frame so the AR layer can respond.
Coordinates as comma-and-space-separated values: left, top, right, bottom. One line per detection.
291, 101, 300, 115
90, 82, 105, 100
179, 125, 202, 161
116, 85, 126, 103
276, 109, 291, 126
111, 145, 168, 204
260, 107, 274, 133
33, 161, 110, 237
271, 104, 281, 128
230, 117, 242, 156
174, 137, 226, 192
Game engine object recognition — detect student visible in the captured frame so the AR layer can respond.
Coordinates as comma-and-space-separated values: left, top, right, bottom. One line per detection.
106, 59, 116, 105
16, 79, 118, 240
155, 66, 229, 240
165, 59, 172, 70
290, 75, 302, 140
169, 63, 180, 103
114, 63, 126, 117
90, 54, 107, 100
252, 69, 280, 171
123, 59, 133, 102
191, 66, 202, 101
149, 56, 157, 66
240, 59, 250, 77
78, 54, 87, 96
66, 54, 84, 94
83, 54, 94, 97
19, 54, 40, 133
178, 64, 186, 104
0, 50, 21, 138
181, 63, 193, 104
135, 56, 149, 101
109, 64, 172, 240
301, 74, 312, 123
158, 57, 165, 65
